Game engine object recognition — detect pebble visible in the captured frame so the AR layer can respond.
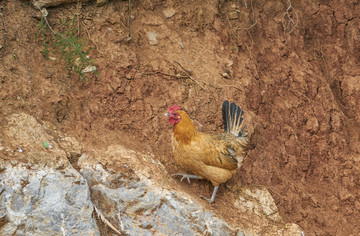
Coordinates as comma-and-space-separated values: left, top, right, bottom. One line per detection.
148, 32, 158, 46
81, 66, 97, 73
221, 72, 230, 79
229, 10, 239, 20
163, 8, 176, 18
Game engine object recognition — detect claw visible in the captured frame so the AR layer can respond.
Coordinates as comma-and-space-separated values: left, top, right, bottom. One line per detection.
181, 175, 190, 183
172, 173, 202, 184
200, 195, 215, 204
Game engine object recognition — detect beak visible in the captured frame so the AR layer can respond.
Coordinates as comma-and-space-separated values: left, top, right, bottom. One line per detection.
164, 112, 170, 117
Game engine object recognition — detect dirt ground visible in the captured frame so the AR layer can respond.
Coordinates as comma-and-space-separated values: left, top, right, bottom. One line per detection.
1, 0, 360, 235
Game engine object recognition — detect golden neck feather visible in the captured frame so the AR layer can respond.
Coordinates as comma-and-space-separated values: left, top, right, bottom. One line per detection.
172, 110, 197, 144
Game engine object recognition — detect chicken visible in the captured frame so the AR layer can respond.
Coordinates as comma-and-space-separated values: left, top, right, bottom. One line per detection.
165, 100, 247, 203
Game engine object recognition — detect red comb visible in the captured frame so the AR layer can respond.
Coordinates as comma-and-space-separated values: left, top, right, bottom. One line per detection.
168, 105, 181, 112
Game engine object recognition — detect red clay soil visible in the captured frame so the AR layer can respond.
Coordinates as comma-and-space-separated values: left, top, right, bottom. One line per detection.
1, 0, 360, 235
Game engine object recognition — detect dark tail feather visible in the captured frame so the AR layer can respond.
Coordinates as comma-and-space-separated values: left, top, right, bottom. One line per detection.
222, 100, 247, 137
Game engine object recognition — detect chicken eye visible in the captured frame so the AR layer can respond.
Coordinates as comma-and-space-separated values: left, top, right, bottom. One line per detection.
173, 113, 177, 116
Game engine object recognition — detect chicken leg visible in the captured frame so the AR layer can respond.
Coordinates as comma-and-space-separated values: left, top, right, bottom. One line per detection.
174, 173, 219, 203
200, 185, 219, 204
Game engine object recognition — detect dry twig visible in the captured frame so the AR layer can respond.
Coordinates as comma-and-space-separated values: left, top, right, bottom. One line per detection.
76, 1, 82, 36
144, 71, 190, 78
0, 3, 6, 49
173, 60, 193, 75
127, 0, 132, 39
94, 204, 122, 235
115, 0, 132, 43
172, 60, 207, 91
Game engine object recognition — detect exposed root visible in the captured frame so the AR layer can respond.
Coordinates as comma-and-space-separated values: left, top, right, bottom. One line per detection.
229, 0, 257, 32
282, 0, 299, 38
81, 20, 104, 55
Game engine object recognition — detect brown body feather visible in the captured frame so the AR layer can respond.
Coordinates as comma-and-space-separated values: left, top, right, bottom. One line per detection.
171, 110, 247, 186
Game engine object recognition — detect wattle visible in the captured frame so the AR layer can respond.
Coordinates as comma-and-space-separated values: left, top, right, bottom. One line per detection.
169, 117, 179, 125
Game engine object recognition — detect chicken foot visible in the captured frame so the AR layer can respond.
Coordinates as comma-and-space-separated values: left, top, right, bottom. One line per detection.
200, 185, 219, 204
173, 173, 219, 203
172, 173, 202, 183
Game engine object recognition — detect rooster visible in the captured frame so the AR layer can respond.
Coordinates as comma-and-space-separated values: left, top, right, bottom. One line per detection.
165, 101, 247, 203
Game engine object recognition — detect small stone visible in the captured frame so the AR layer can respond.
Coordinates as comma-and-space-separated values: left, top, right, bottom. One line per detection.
96, 0, 108, 7
305, 117, 319, 133
148, 32, 158, 46
229, 10, 239, 20
134, 73, 142, 80
221, 72, 230, 79
163, 8, 176, 18
75, 57, 81, 66
355, 201, 360, 212
81, 66, 97, 73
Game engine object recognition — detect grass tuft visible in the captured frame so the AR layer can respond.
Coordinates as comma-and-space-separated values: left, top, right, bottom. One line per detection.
36, 11, 98, 81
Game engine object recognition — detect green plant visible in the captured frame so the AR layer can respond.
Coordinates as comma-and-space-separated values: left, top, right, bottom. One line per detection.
36, 18, 50, 58
36, 13, 98, 81
55, 15, 97, 80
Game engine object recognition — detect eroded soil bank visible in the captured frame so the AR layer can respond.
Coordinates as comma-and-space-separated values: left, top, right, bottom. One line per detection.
1, 0, 360, 235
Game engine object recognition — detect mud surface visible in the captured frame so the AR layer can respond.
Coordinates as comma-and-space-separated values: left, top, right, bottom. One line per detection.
1, 0, 360, 235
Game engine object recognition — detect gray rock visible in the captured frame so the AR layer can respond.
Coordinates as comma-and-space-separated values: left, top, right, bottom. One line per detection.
81, 163, 235, 235
0, 164, 99, 236
235, 187, 282, 222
